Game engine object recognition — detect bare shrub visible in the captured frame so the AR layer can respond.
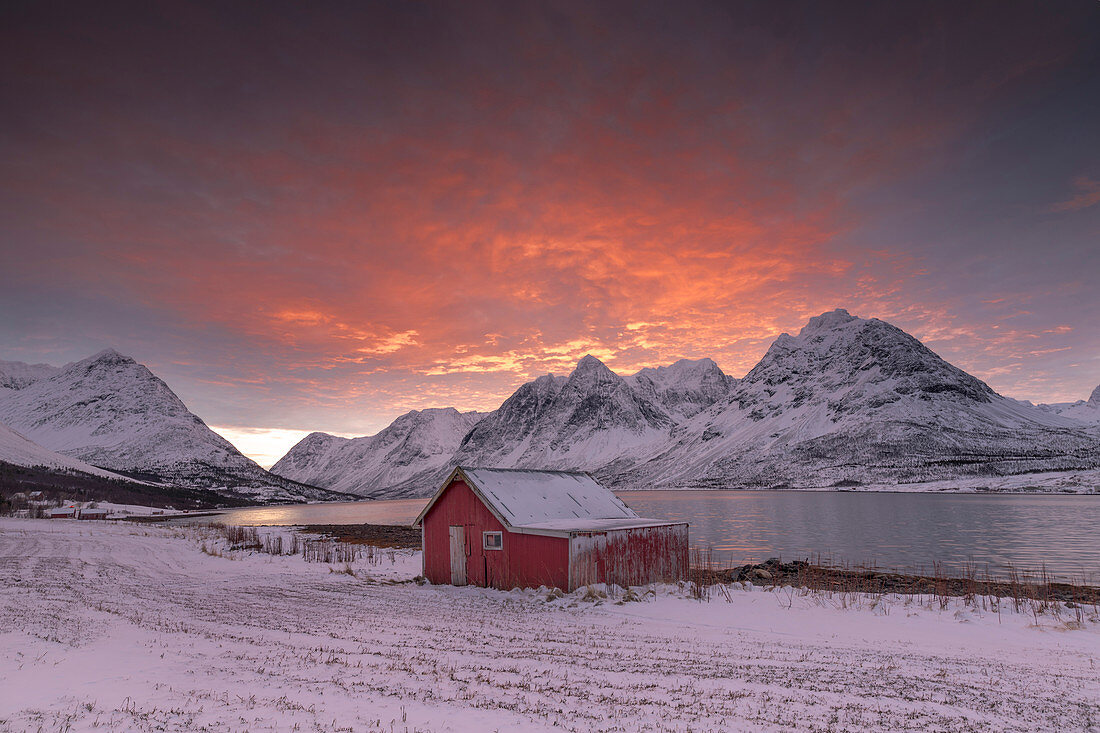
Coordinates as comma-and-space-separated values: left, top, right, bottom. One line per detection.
688, 546, 727, 602
218, 524, 261, 549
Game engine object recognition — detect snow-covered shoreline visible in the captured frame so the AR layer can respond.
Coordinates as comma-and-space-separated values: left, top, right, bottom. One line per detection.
2, 518, 1098, 731
617, 467, 1100, 494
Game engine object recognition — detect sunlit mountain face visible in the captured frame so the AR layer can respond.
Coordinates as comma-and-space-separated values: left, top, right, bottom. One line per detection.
1, 1, 1097, 464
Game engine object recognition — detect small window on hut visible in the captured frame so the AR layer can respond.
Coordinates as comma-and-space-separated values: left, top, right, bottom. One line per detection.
483, 531, 503, 550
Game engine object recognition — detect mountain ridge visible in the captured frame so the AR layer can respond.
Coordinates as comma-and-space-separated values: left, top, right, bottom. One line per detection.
271, 407, 485, 496
0, 350, 355, 503
273, 309, 1099, 498
617, 309, 1094, 491
6, 309, 1095, 504
1034, 383, 1100, 425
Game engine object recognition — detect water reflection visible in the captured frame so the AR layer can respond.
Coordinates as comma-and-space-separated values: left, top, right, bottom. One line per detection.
202, 498, 428, 527
204, 491, 1100, 580
619, 491, 1100, 579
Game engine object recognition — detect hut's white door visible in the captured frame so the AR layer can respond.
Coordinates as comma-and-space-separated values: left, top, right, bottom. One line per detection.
449, 526, 467, 586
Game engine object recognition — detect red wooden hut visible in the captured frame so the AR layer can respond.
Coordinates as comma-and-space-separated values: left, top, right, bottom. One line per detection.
414, 467, 688, 591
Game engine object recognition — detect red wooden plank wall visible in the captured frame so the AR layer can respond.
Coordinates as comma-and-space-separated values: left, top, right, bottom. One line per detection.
568, 524, 688, 590
421, 479, 570, 590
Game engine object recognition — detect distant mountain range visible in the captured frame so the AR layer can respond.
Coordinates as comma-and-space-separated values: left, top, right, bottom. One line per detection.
272, 309, 1100, 498
1033, 385, 1100, 425
1, 310, 1095, 505
270, 408, 485, 496
0, 350, 354, 505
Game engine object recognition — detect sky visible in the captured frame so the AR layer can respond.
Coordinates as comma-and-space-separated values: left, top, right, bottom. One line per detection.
1, 1, 1098, 466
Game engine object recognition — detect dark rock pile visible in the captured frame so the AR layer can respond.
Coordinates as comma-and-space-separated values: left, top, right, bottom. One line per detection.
718, 557, 1100, 604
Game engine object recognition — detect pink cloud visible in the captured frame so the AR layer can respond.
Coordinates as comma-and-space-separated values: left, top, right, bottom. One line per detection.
1048, 176, 1100, 212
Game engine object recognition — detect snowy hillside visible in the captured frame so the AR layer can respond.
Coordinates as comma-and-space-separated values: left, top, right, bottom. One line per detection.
451, 355, 678, 484
271, 408, 484, 496
622, 309, 1100, 489
0, 421, 264, 509
1036, 385, 1100, 425
0, 359, 60, 391
0, 421, 132, 481
0, 349, 352, 503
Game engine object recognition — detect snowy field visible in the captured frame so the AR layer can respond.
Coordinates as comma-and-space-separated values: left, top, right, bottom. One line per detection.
2, 519, 1099, 732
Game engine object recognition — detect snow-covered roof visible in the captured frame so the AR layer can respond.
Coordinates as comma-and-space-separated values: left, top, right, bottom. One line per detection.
463, 467, 636, 526
416, 467, 679, 534
518, 517, 685, 532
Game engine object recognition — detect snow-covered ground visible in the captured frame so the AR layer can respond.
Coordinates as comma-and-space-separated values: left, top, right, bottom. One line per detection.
796, 467, 1100, 494
95, 502, 190, 518
2, 518, 1098, 732
0, 422, 134, 482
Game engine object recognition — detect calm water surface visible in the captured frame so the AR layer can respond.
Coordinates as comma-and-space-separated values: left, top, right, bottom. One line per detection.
206, 491, 1100, 579
205, 498, 429, 527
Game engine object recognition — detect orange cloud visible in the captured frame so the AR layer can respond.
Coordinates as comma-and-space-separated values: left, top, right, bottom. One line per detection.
2, 1, 1095, 429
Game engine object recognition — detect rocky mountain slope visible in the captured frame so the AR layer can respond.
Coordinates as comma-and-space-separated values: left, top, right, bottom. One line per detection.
276, 355, 739, 498
626, 358, 738, 419
621, 309, 1099, 489
453, 355, 680, 472
270, 408, 484, 496
0, 359, 61, 390
275, 309, 1099, 498
0, 350, 353, 503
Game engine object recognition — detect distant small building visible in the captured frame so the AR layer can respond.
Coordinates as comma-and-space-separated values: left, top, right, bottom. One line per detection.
414, 467, 688, 591
78, 507, 109, 520
47, 506, 76, 519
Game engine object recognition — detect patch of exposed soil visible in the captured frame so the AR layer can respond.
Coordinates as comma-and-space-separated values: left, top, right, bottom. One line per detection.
301, 523, 421, 548
708, 557, 1100, 604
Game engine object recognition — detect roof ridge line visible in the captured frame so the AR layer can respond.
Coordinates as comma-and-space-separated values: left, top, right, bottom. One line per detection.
458, 465, 592, 475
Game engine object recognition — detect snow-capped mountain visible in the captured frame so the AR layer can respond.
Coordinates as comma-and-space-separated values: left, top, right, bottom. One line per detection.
1036, 385, 1100, 425
452, 354, 677, 477
626, 358, 738, 419
289, 354, 739, 498
271, 407, 484, 496
622, 309, 1099, 489
0, 349, 352, 503
275, 308, 1099, 498
0, 359, 61, 390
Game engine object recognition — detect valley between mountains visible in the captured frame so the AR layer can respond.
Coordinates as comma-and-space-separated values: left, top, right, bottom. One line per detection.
2, 309, 1098, 506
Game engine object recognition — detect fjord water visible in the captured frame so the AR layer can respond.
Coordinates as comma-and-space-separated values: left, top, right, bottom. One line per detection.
619, 491, 1100, 581
211, 491, 1100, 580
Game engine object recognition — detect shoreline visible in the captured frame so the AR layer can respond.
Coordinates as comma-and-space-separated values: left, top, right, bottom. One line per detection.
700, 557, 1100, 605
123, 511, 224, 522
268, 521, 1100, 601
